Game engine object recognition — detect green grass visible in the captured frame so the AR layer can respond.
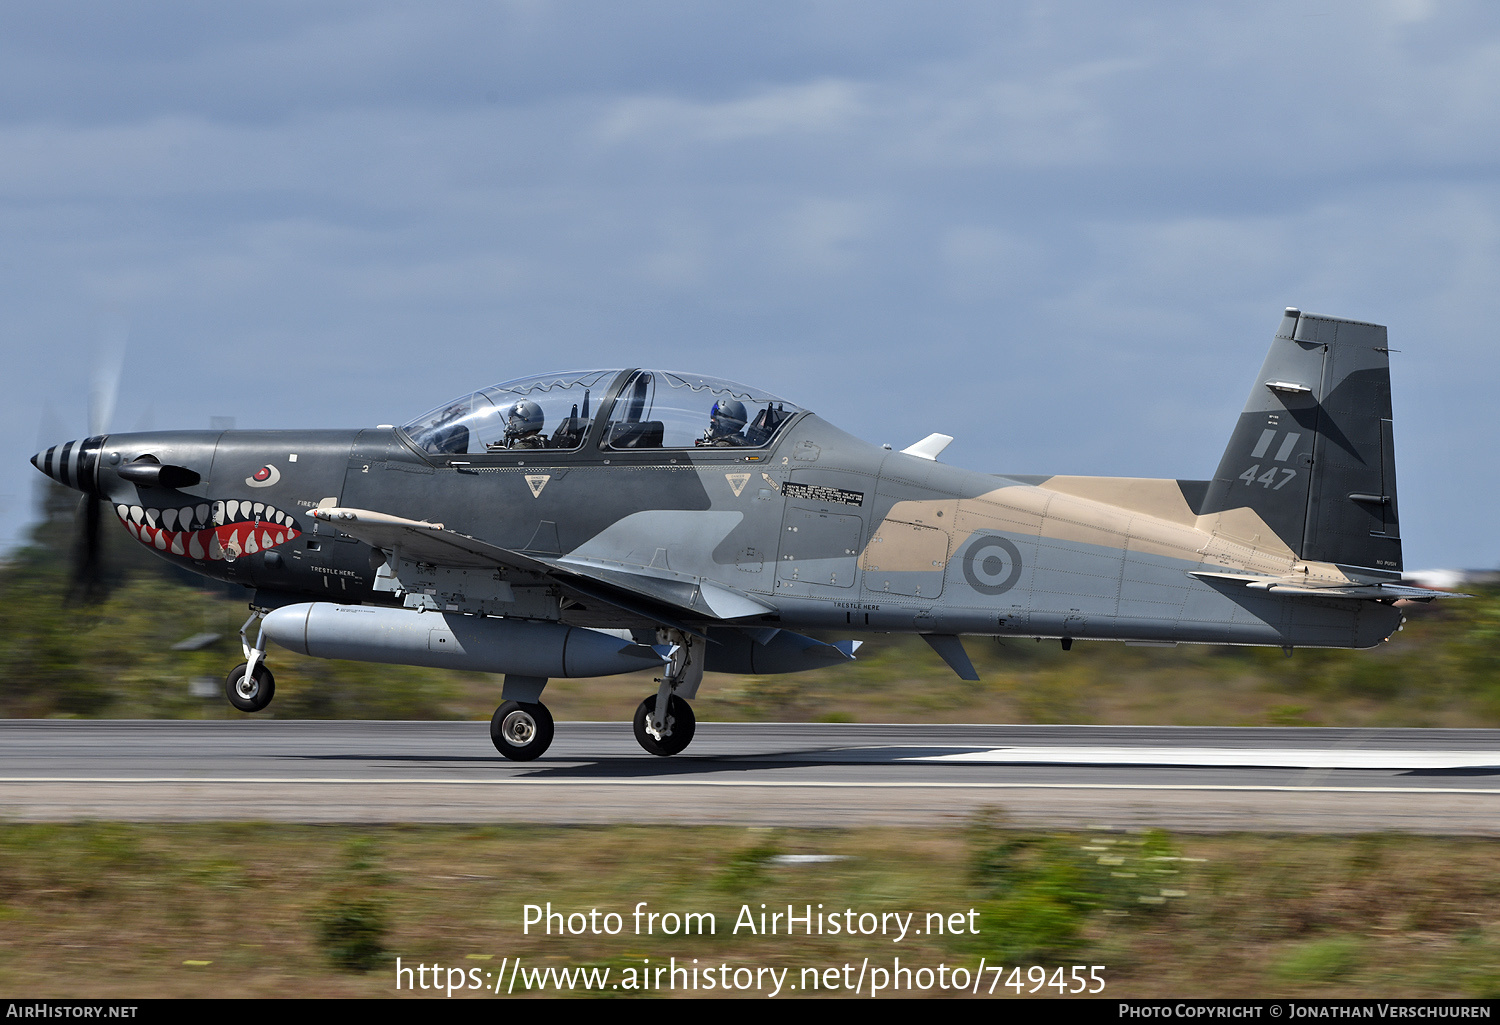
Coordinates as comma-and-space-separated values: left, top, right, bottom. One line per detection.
1, 821, 1498, 998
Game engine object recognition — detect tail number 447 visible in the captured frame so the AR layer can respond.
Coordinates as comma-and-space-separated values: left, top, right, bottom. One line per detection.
1239, 464, 1297, 489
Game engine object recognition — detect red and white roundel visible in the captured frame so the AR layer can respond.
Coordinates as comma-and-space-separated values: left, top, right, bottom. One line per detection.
245, 464, 281, 488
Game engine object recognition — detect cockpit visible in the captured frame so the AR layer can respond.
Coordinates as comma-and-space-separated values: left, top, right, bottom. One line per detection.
401, 370, 806, 456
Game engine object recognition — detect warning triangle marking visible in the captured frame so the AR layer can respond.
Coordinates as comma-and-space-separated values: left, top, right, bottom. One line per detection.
524, 474, 551, 498
725, 472, 751, 497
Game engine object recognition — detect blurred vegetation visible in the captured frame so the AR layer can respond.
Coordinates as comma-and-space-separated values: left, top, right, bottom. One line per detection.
967, 812, 1189, 962
4, 480, 1500, 725
313, 838, 392, 972
0, 820, 1497, 998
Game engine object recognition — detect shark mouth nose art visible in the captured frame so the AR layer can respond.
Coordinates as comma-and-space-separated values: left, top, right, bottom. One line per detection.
116, 500, 302, 561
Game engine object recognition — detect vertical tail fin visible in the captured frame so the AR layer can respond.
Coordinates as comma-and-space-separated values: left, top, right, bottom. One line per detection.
1202, 308, 1402, 576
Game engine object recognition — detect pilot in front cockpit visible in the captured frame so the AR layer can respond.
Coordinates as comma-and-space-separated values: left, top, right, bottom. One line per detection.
490, 399, 549, 451
697, 398, 749, 447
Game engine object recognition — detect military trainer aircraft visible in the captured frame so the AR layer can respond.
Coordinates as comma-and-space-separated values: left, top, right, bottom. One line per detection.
31, 307, 1453, 759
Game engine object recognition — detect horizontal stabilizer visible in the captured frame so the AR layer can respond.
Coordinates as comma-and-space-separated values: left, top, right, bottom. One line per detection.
1191, 570, 1466, 603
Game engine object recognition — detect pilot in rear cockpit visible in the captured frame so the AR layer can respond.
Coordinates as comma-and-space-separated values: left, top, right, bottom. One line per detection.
490, 399, 549, 450
697, 398, 749, 447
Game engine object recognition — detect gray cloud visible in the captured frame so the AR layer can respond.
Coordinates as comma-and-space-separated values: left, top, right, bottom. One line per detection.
4, 1, 1498, 569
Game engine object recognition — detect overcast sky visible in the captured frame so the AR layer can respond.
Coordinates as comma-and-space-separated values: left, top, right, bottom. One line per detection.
3, 1, 1497, 570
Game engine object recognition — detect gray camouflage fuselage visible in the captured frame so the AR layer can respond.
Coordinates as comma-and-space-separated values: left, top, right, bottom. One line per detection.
33, 308, 1422, 686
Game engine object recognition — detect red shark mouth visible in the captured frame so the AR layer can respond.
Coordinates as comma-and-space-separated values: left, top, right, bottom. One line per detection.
116, 499, 302, 562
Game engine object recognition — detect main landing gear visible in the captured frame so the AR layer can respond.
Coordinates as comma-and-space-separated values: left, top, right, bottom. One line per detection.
484, 631, 706, 762
489, 674, 556, 761
226, 611, 276, 713
633, 630, 704, 757
490, 701, 554, 761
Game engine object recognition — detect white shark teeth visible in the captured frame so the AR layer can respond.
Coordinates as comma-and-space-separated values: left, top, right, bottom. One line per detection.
130, 506, 144, 524
197, 503, 210, 527
162, 508, 178, 531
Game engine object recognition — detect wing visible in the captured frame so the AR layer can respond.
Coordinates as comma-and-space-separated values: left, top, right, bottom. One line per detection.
311, 507, 776, 631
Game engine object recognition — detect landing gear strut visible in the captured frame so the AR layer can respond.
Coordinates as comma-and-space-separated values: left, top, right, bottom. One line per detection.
633, 630, 704, 757
226, 610, 275, 713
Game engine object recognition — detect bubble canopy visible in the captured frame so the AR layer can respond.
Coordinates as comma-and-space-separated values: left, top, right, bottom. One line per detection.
402, 370, 806, 456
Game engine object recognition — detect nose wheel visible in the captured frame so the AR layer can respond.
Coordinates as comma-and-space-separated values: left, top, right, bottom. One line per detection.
632, 628, 705, 757
633, 693, 696, 756
491, 701, 554, 761
225, 662, 276, 712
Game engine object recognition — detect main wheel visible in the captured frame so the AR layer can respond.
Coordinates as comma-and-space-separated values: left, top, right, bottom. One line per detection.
633, 693, 696, 756
490, 701, 554, 761
225, 662, 276, 713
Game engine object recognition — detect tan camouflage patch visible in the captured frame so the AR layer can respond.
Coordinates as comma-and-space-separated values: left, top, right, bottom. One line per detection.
858, 477, 1367, 586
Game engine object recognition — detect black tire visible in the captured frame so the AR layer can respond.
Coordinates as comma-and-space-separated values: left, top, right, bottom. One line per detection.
225, 662, 275, 713
633, 693, 696, 757
490, 701, 554, 761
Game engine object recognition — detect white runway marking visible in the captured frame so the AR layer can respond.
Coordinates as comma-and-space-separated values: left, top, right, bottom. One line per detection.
899, 746, 1500, 769
3, 777, 1499, 794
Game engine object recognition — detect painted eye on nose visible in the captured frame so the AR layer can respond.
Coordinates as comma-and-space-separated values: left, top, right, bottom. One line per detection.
245, 465, 281, 488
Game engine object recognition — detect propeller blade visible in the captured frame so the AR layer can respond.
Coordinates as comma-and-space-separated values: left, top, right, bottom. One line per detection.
89, 315, 127, 438
68, 493, 107, 604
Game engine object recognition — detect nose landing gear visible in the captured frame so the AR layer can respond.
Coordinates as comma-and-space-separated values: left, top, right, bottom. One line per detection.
226, 610, 276, 713
633, 630, 704, 757
633, 692, 695, 756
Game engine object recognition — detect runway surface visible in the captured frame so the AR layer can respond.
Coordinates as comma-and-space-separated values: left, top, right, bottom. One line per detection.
2, 720, 1498, 833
